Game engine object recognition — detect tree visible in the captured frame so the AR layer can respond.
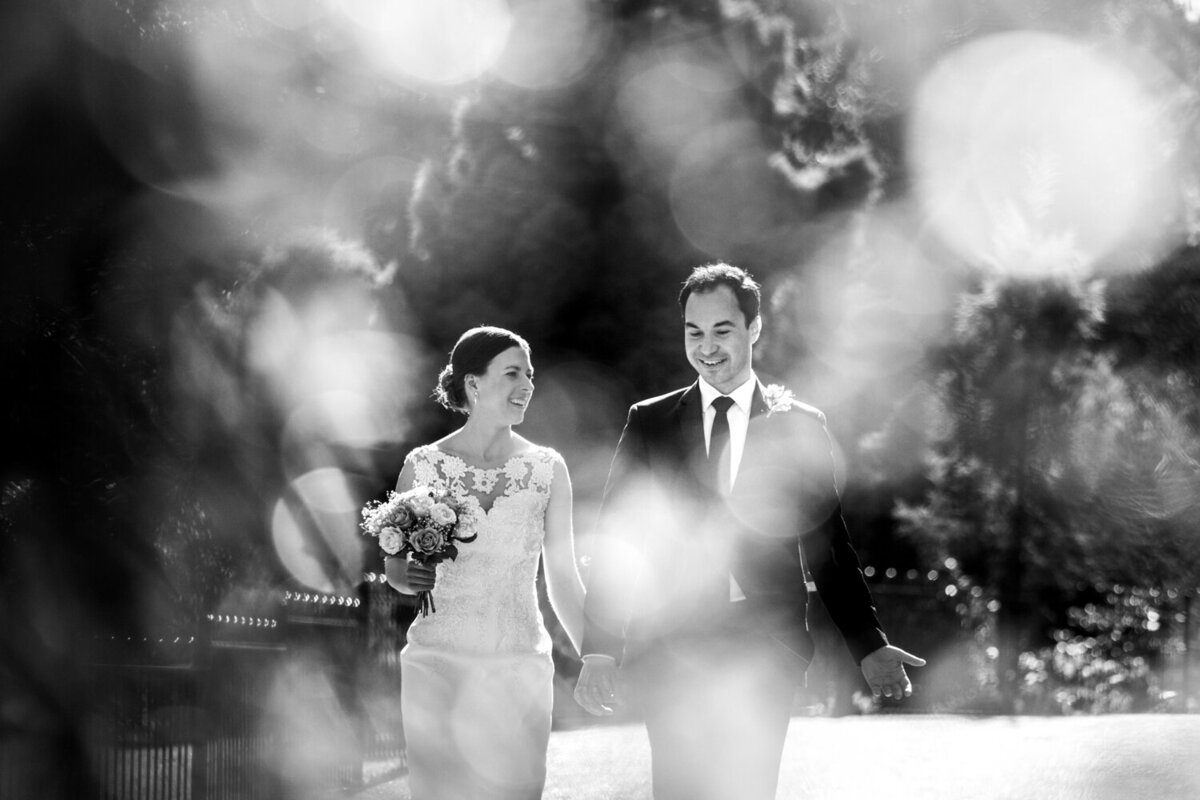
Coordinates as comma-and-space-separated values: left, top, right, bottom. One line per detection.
893, 275, 1106, 708
893, 261, 1200, 710
402, 0, 891, 394
0, 3, 414, 791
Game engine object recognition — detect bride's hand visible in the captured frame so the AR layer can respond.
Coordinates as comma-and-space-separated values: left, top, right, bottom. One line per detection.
384, 557, 436, 595
405, 560, 437, 592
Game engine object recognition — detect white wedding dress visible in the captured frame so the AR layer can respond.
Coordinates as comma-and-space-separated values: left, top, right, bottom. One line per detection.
400, 444, 561, 800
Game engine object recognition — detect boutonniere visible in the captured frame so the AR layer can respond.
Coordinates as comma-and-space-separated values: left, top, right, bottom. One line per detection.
762, 384, 796, 416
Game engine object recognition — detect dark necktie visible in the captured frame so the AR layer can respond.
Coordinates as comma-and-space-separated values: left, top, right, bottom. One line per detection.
709, 395, 734, 493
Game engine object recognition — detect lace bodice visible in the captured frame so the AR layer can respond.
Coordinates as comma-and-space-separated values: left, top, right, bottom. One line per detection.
403, 444, 561, 656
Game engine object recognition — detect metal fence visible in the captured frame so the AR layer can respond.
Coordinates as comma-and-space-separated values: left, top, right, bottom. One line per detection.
0, 580, 409, 800
8, 571, 1190, 800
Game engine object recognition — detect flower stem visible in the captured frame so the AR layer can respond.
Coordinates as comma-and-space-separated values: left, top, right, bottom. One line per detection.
418, 590, 436, 616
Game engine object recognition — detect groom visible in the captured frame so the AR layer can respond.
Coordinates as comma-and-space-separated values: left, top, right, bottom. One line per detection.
575, 263, 924, 800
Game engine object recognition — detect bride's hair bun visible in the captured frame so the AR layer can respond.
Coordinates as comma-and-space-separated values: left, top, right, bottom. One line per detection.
433, 326, 531, 415
433, 363, 459, 411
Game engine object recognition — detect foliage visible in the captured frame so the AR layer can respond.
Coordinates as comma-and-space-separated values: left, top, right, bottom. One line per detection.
402, 0, 894, 396
895, 277, 1104, 549
891, 257, 1200, 707
1104, 246, 1200, 411
1017, 586, 1177, 714
7, 0, 1200, 733
894, 277, 1119, 702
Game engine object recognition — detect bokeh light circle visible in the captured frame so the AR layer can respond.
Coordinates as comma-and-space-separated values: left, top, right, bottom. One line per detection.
324, 156, 418, 237
668, 122, 777, 256
909, 31, 1178, 276
251, 0, 326, 30
615, 56, 740, 173
271, 467, 365, 592
493, 0, 609, 90
332, 0, 512, 86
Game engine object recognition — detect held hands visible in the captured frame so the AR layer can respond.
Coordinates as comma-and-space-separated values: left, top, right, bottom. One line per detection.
860, 645, 926, 700
573, 656, 623, 716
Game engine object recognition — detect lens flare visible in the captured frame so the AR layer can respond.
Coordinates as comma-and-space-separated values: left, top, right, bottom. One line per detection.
272, 467, 367, 591
669, 121, 780, 257
615, 54, 741, 176
176, 19, 336, 228
246, 286, 426, 447
332, 0, 512, 86
909, 31, 1183, 276
264, 656, 363, 792
515, 361, 631, 453
324, 155, 418, 237
493, 0, 609, 90
251, 0, 326, 30
272, 496, 333, 593
770, 206, 959, 415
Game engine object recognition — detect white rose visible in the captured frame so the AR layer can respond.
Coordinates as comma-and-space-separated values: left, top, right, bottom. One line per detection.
378, 527, 404, 555
429, 503, 457, 526
406, 491, 435, 515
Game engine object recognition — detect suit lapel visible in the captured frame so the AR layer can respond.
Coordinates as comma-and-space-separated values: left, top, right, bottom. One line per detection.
673, 381, 705, 454
749, 381, 769, 420
669, 381, 778, 493
737, 382, 774, 490
669, 382, 708, 493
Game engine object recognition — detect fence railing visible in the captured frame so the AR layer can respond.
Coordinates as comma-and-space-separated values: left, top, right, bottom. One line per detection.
5, 572, 1191, 800
0, 580, 409, 800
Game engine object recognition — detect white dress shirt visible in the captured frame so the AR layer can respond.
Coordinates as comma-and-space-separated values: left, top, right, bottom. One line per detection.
698, 374, 758, 601
580, 375, 759, 664
698, 375, 757, 488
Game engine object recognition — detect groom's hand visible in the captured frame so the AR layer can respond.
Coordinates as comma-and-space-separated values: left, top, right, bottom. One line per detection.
574, 655, 622, 716
860, 645, 926, 700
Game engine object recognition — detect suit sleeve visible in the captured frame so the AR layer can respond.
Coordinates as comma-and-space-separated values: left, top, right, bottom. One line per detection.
795, 414, 888, 664
580, 405, 646, 662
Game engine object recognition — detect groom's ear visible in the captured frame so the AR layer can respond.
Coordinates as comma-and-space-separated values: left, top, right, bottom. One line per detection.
750, 315, 762, 344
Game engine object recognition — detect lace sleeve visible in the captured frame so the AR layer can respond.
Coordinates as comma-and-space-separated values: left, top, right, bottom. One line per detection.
526, 446, 562, 495
404, 445, 447, 494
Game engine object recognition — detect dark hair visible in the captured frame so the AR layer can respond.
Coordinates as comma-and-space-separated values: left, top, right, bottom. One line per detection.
434, 326, 531, 414
678, 262, 761, 326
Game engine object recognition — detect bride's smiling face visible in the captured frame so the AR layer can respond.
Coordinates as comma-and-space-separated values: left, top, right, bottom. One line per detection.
468, 346, 534, 423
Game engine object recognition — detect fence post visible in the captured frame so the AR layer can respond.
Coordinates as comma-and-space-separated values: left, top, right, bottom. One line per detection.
1184, 590, 1193, 713
190, 628, 212, 800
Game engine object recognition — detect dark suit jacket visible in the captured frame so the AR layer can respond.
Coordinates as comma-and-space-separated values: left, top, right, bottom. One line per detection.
581, 380, 887, 680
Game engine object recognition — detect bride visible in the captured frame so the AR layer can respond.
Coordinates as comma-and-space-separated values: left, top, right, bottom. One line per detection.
384, 326, 586, 800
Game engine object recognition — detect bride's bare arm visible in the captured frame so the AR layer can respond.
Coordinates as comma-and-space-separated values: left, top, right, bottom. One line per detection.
543, 456, 586, 656
383, 459, 433, 595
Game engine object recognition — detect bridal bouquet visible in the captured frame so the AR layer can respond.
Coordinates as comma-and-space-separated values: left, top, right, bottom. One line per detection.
360, 485, 478, 616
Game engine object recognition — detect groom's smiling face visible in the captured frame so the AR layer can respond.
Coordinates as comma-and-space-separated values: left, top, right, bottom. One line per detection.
683, 284, 760, 394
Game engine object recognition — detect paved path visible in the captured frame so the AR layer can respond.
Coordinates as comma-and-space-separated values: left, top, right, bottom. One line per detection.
348, 714, 1200, 800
